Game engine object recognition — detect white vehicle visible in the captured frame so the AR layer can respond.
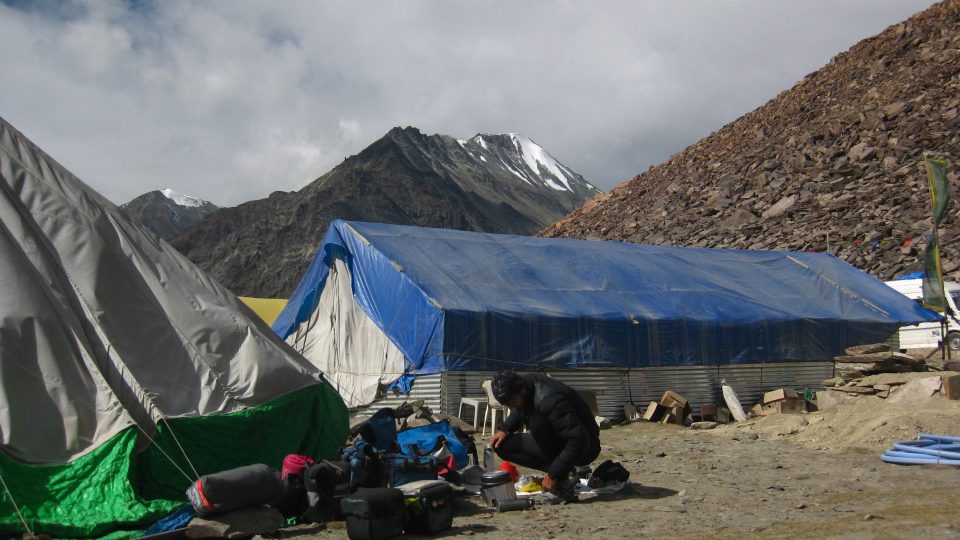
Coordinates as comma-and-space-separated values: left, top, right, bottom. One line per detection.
884, 278, 960, 351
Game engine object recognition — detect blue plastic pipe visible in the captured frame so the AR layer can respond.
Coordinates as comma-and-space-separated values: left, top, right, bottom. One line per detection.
882, 454, 960, 465
882, 434, 960, 466
919, 434, 960, 444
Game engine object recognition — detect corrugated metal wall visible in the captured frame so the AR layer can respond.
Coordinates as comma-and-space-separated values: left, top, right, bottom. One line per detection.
348, 363, 834, 422
718, 362, 835, 405
350, 373, 443, 418
440, 363, 834, 423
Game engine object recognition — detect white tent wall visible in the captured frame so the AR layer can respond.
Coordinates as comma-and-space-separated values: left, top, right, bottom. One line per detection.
287, 257, 406, 408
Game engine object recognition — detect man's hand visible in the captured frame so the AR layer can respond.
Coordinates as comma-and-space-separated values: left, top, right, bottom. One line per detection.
489, 430, 508, 449
541, 473, 556, 491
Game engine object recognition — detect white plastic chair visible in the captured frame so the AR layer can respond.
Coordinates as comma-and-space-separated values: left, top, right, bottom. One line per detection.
481, 379, 506, 436
457, 394, 484, 430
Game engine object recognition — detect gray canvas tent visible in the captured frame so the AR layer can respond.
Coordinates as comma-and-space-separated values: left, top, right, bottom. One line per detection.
0, 116, 348, 537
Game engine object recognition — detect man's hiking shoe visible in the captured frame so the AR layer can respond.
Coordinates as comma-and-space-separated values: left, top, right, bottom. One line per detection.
533, 477, 578, 505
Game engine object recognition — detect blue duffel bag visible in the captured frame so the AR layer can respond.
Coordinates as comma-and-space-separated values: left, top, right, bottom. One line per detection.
397, 420, 476, 470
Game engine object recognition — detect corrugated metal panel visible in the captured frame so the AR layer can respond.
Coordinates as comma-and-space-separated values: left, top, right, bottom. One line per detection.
442, 368, 721, 423
754, 362, 834, 396
442, 362, 835, 423
348, 363, 833, 422
350, 373, 443, 418
619, 367, 720, 413
718, 364, 767, 407
719, 362, 833, 406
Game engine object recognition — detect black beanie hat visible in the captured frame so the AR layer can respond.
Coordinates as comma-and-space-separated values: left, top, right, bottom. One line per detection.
491, 371, 524, 405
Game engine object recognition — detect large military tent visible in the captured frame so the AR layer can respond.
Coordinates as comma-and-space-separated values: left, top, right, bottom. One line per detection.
274, 220, 940, 417
0, 117, 348, 536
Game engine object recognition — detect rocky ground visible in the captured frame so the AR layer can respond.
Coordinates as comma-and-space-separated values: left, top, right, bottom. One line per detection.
283, 397, 960, 540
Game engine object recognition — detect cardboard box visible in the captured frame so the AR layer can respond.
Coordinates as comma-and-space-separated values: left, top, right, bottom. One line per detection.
659, 390, 688, 408
699, 404, 718, 421
941, 373, 960, 400
771, 399, 804, 414
659, 390, 692, 419
666, 405, 685, 424
750, 399, 804, 416
762, 388, 798, 405
642, 401, 667, 422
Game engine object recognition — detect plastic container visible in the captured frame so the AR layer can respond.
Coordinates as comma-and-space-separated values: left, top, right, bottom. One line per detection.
340, 488, 404, 540
480, 470, 516, 506
398, 480, 453, 534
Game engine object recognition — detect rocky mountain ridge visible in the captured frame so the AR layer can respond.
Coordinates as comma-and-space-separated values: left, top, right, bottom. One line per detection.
543, 0, 960, 283
120, 189, 218, 240
173, 126, 599, 297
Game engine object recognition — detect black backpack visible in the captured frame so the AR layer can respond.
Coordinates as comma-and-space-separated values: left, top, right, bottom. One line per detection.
301, 460, 352, 523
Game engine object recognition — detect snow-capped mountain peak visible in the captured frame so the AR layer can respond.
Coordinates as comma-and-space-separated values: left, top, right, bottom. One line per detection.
161, 188, 205, 208
122, 189, 218, 240
457, 133, 598, 195
508, 133, 574, 191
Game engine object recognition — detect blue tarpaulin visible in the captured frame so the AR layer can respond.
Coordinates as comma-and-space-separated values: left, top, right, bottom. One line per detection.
274, 220, 941, 373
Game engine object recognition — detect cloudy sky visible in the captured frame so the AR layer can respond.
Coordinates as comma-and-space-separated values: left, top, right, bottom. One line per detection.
0, 1, 935, 206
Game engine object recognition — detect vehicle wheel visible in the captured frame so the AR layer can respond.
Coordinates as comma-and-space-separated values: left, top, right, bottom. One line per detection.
949, 332, 960, 352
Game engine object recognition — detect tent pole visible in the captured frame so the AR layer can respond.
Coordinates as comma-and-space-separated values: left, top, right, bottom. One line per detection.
0, 471, 33, 535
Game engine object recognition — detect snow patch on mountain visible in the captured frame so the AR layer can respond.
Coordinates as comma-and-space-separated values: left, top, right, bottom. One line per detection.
502, 160, 533, 185
509, 134, 573, 191
161, 188, 205, 208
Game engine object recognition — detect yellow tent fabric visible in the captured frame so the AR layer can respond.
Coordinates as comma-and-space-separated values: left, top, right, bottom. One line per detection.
239, 297, 288, 326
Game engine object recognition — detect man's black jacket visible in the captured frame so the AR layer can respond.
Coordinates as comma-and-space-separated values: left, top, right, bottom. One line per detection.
500, 373, 600, 480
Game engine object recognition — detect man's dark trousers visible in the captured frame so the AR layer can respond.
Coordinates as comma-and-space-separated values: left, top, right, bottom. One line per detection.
496, 412, 600, 474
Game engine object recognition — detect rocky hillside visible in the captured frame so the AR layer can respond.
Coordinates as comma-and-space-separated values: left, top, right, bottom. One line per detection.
120, 189, 218, 240
173, 127, 599, 298
544, 0, 960, 283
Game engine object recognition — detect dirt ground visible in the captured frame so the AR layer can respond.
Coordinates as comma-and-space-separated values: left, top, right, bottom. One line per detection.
284, 398, 960, 540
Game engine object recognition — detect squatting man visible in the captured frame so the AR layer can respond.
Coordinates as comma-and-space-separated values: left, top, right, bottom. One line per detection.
488, 371, 601, 503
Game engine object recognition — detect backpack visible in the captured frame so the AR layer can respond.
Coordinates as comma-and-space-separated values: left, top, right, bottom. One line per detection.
340, 438, 388, 492
301, 460, 351, 523
357, 408, 400, 453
